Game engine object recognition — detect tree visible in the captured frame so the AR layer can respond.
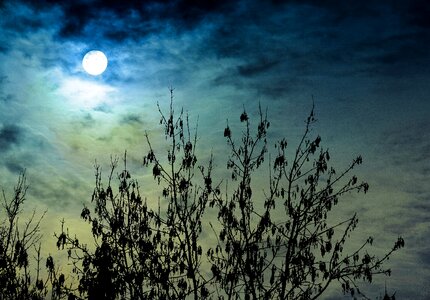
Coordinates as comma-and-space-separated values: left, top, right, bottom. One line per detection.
0, 171, 67, 300
208, 104, 404, 299
56, 89, 215, 299
0, 171, 44, 299
56, 91, 404, 300
0, 172, 47, 299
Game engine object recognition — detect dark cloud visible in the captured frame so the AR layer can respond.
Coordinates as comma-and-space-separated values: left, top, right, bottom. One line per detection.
93, 103, 112, 113
237, 58, 280, 77
80, 113, 95, 128
120, 113, 143, 125
0, 124, 23, 152
18, 0, 231, 41
418, 247, 430, 267
0, 2, 50, 34
0, 94, 14, 103
174, 0, 230, 24
277, 0, 430, 27
402, 0, 430, 28
382, 120, 430, 175
377, 120, 430, 261
4, 0, 429, 97
4, 160, 25, 174
351, 31, 430, 77
201, 0, 430, 100
29, 174, 89, 209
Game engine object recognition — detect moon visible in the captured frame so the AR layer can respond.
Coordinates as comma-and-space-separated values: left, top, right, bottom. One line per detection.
82, 50, 108, 76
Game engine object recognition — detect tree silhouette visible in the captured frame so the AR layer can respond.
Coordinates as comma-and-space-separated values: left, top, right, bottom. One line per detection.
0, 172, 54, 299
0, 172, 69, 300
0, 172, 45, 299
208, 105, 404, 299
53, 90, 403, 300
56, 90, 215, 299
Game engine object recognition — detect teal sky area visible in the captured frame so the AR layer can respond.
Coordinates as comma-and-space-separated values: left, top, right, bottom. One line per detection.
0, 1, 429, 298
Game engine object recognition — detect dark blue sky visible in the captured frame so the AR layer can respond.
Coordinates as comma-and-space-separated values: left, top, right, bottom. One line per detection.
1, 1, 429, 298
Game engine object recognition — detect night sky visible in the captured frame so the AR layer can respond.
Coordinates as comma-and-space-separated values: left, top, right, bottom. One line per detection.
1, 0, 429, 299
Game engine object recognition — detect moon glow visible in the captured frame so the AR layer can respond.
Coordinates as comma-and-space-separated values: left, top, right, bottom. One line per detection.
82, 50, 108, 75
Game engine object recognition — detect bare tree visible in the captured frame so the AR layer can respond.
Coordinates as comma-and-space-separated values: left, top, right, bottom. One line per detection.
56, 89, 215, 299
0, 171, 64, 300
55, 153, 161, 300
55, 93, 403, 300
208, 105, 404, 300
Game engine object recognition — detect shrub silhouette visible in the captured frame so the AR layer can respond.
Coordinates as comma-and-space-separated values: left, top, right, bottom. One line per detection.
52, 90, 404, 300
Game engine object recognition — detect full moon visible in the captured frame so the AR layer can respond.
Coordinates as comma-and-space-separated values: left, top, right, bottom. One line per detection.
82, 50, 108, 76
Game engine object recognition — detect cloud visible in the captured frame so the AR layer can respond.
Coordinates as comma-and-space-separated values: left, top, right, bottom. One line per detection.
3, 0, 429, 104
362, 119, 430, 294
0, 124, 23, 152
4, 160, 25, 174
57, 78, 117, 109
120, 113, 144, 125
196, 1, 430, 101
402, 0, 430, 28
237, 57, 281, 77
15, 0, 232, 42
382, 120, 430, 178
